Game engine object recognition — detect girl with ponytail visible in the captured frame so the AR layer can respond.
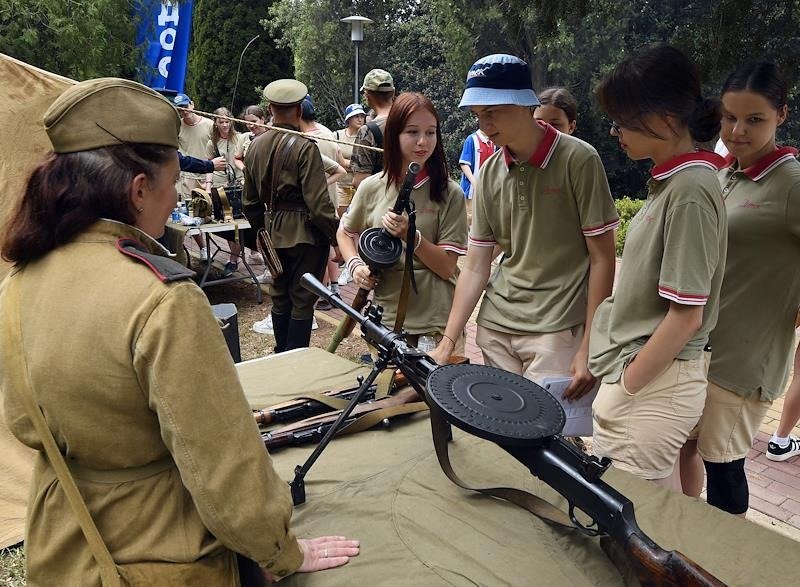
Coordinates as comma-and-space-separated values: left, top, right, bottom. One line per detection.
588, 45, 728, 491
682, 61, 800, 515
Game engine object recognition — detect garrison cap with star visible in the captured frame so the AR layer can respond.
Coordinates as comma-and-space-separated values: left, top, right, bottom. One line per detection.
44, 78, 180, 154
263, 79, 309, 106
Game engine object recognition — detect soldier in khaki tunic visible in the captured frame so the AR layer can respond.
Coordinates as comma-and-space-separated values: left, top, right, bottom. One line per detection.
0, 78, 357, 585
243, 79, 340, 351
429, 55, 618, 398
337, 92, 468, 348
589, 46, 727, 492
679, 62, 800, 515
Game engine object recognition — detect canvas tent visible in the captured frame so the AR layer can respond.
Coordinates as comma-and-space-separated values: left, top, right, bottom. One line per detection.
0, 53, 73, 548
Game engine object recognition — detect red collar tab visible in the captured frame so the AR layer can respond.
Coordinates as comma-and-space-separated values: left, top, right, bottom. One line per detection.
650, 151, 726, 181
736, 146, 799, 181
502, 121, 560, 170
413, 166, 430, 189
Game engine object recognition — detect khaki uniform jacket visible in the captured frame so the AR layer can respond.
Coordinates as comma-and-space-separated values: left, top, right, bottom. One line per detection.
1, 220, 302, 585
243, 124, 339, 249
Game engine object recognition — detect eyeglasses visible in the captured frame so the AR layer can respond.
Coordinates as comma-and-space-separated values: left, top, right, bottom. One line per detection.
609, 120, 623, 134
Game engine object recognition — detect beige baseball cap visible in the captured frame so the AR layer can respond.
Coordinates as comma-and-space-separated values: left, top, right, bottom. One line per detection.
360, 69, 394, 92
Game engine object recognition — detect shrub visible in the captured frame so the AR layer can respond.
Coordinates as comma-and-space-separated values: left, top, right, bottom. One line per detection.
614, 196, 644, 256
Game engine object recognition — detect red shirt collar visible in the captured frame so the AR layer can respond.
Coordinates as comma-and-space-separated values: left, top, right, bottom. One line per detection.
724, 146, 798, 181
502, 121, 560, 170
650, 151, 726, 181
412, 166, 429, 189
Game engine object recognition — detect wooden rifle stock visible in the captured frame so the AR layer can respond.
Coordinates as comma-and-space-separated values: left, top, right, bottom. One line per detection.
261, 387, 425, 450
326, 287, 371, 353
625, 534, 724, 586
253, 382, 378, 426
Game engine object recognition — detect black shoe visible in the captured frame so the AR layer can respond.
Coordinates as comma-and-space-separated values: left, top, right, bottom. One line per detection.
316, 299, 333, 311
767, 436, 800, 461
221, 261, 238, 278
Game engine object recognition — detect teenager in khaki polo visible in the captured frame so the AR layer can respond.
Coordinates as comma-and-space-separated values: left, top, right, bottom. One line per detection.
429, 54, 618, 400
588, 45, 728, 492
679, 62, 800, 515
338, 92, 467, 349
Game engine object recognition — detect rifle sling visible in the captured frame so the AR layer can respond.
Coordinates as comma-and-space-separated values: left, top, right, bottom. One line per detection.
428, 404, 574, 529
2, 274, 124, 587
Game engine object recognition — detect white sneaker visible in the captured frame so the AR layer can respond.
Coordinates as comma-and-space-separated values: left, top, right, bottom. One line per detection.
256, 270, 273, 284
312, 316, 318, 330
337, 267, 351, 286
252, 315, 273, 335
199, 247, 208, 261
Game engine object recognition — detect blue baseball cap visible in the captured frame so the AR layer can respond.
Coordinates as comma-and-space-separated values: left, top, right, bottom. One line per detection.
300, 94, 315, 119
344, 103, 366, 121
173, 93, 192, 107
458, 54, 539, 109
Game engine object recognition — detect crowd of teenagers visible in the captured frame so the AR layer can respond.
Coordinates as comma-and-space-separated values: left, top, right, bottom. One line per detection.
0, 41, 798, 584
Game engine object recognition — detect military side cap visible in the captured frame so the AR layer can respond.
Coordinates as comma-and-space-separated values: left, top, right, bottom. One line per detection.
44, 78, 180, 154
263, 79, 308, 106
360, 69, 394, 92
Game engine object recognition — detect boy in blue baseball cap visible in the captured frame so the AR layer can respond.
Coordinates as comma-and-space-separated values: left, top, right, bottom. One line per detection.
430, 54, 619, 402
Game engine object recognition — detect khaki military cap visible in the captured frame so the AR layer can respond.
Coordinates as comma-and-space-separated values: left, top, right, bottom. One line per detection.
360, 69, 394, 92
44, 78, 180, 154
263, 79, 308, 106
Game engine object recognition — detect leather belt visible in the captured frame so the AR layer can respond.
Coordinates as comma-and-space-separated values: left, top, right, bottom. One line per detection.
272, 202, 308, 212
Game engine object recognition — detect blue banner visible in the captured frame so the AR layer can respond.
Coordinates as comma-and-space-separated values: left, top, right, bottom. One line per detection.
135, 0, 193, 92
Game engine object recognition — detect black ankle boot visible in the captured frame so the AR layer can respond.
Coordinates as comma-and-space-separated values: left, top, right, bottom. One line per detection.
271, 312, 291, 353
285, 317, 314, 350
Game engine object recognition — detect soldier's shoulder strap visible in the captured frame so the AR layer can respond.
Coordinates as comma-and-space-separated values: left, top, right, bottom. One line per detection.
115, 238, 194, 283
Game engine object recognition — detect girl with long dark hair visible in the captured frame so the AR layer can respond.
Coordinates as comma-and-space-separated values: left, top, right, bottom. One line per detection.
336, 92, 468, 348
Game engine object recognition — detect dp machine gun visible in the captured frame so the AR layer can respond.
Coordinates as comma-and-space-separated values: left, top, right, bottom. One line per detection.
301, 273, 724, 587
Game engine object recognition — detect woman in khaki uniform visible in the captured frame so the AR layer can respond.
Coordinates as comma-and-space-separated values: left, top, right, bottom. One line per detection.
0, 79, 357, 585
337, 92, 468, 350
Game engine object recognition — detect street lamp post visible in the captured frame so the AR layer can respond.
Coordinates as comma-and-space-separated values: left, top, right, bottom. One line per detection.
341, 16, 373, 104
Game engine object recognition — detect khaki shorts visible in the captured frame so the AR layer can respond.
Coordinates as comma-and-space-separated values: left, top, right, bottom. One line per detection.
592, 355, 709, 480
178, 174, 205, 199
694, 381, 771, 463
475, 324, 583, 386
337, 185, 356, 208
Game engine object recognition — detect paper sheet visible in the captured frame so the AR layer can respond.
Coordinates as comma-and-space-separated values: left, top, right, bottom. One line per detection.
540, 376, 600, 437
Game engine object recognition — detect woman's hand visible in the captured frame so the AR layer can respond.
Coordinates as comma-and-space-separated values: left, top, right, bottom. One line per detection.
265, 535, 360, 581
381, 209, 408, 239
352, 264, 377, 291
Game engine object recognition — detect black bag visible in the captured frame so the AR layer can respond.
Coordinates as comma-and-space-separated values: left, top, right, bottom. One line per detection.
210, 184, 245, 221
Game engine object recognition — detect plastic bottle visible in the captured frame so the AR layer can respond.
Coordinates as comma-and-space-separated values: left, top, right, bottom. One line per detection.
171, 208, 180, 223
417, 335, 437, 353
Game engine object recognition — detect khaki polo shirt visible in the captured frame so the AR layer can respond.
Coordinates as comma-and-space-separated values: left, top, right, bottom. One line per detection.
709, 148, 800, 400
342, 173, 467, 333
178, 116, 213, 180
589, 152, 728, 382
470, 122, 619, 334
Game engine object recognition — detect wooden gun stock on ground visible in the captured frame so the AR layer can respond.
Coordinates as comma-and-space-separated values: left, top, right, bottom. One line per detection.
252, 383, 378, 426
261, 386, 426, 450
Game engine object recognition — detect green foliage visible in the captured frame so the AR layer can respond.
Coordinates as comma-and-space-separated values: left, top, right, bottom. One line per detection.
266, 0, 472, 175
0, 0, 143, 80
186, 0, 292, 115
614, 196, 645, 256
